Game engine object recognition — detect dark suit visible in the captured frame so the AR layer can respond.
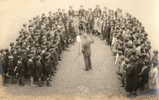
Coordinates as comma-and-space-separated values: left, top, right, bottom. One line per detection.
93, 8, 102, 17
68, 9, 75, 17
79, 9, 85, 18
81, 34, 94, 70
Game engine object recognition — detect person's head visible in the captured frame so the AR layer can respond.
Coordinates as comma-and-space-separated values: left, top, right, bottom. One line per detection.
48, 11, 52, 16
96, 5, 100, 9
62, 9, 65, 13
58, 8, 61, 12
104, 6, 107, 11
10, 42, 14, 47
0, 49, 4, 56
88, 8, 92, 12
153, 50, 158, 57
69, 6, 72, 10
80, 5, 84, 9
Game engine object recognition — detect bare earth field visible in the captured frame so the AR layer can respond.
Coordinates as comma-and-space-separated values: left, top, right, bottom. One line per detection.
0, 36, 157, 100
0, 36, 128, 100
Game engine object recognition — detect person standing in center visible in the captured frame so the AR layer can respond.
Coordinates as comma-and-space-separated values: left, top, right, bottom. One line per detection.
77, 29, 94, 71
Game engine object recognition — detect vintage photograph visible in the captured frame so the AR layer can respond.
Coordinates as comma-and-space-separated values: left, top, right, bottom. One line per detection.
0, 0, 159, 100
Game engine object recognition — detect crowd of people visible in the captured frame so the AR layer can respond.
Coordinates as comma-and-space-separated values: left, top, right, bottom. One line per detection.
0, 5, 158, 95
0, 9, 76, 86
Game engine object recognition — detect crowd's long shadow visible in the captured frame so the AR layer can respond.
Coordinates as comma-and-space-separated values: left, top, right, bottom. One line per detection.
2, 82, 122, 97
3, 85, 159, 97
3, 85, 59, 96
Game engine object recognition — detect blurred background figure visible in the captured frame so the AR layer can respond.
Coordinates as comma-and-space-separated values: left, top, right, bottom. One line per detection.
149, 50, 159, 89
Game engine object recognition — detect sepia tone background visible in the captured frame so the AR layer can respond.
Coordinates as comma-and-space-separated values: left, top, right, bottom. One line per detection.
0, 0, 159, 51
0, 0, 159, 100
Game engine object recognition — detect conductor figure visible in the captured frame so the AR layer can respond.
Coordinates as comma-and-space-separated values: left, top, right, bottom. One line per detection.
77, 29, 94, 71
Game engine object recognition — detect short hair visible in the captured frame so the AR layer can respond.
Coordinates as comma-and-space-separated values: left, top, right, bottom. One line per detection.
153, 50, 158, 55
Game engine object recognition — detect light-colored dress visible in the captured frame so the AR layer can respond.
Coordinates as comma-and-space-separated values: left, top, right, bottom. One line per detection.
149, 66, 159, 89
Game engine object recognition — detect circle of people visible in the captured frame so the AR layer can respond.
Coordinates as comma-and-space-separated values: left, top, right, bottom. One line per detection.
0, 5, 158, 94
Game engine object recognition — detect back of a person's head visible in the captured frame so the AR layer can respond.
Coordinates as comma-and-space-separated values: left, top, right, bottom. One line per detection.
78, 32, 82, 36
83, 34, 87, 39
153, 50, 158, 57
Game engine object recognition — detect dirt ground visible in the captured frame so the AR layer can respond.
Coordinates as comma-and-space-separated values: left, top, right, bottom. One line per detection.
0, 36, 155, 100
0, 36, 122, 99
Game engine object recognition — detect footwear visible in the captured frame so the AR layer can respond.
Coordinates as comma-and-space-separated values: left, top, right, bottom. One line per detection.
85, 69, 89, 71
89, 67, 92, 70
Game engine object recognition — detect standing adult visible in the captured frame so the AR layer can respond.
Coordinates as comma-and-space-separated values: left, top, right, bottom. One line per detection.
68, 6, 75, 17
93, 5, 102, 18
149, 64, 159, 89
77, 30, 94, 71
149, 50, 159, 89
87, 8, 94, 34
79, 5, 85, 19
0, 50, 3, 75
